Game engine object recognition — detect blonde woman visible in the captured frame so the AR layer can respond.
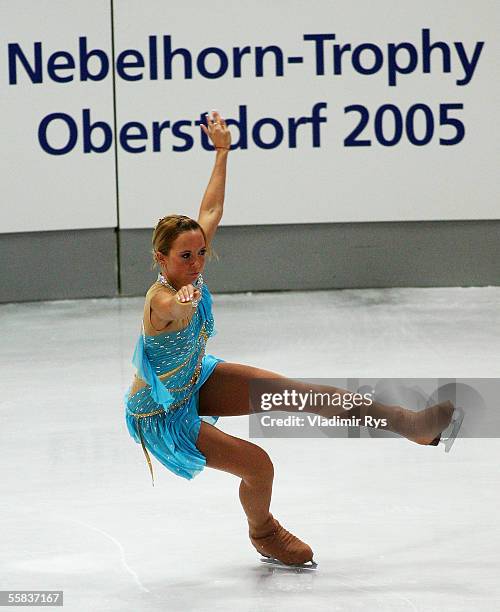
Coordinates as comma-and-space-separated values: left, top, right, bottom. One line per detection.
124, 110, 463, 570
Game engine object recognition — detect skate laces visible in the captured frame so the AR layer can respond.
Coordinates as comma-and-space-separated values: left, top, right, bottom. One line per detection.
251, 518, 306, 553
271, 521, 299, 549
250, 517, 313, 565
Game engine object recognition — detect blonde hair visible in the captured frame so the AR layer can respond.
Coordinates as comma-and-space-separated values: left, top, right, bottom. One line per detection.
151, 214, 217, 271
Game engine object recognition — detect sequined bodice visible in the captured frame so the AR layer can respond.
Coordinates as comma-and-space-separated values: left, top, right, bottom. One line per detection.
127, 282, 217, 413
144, 309, 215, 383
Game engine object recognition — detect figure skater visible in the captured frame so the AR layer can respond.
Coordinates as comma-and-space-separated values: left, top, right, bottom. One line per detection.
124, 110, 464, 569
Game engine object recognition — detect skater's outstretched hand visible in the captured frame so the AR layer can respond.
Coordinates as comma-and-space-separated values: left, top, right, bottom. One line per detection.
200, 110, 231, 150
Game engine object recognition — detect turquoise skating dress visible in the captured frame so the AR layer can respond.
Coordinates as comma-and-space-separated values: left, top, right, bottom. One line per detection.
124, 281, 224, 485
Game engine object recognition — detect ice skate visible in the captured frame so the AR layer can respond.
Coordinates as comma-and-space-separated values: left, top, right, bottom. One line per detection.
407, 401, 463, 450
249, 513, 317, 570
426, 405, 465, 452
259, 556, 318, 571
400, 401, 457, 446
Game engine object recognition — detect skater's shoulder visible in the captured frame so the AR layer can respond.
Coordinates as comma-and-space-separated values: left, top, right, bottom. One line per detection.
145, 282, 173, 298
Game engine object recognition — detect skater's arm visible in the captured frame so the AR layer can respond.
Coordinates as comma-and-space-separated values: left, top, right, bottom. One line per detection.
198, 110, 231, 245
151, 285, 202, 323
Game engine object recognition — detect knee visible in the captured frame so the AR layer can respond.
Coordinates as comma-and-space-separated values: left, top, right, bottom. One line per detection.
244, 446, 274, 484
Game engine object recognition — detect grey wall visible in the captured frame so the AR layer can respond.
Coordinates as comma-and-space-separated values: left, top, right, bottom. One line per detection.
1, 220, 499, 303
0, 229, 118, 303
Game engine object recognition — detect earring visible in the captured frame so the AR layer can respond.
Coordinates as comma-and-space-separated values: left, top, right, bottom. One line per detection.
158, 262, 170, 284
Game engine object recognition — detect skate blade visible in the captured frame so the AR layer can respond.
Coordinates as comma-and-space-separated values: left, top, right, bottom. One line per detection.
260, 556, 318, 571
441, 406, 465, 453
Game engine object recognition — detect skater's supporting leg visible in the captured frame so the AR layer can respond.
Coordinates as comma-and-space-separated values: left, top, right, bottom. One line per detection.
196, 421, 315, 565
195, 421, 274, 533
198, 362, 455, 443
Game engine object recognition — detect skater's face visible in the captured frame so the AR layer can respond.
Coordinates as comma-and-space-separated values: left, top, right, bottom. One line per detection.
159, 229, 206, 289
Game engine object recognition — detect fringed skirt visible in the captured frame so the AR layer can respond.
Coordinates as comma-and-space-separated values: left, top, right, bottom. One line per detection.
124, 354, 224, 483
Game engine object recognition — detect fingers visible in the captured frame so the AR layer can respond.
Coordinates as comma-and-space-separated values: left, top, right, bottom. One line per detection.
200, 111, 215, 135
212, 110, 223, 126
176, 285, 191, 302
213, 111, 227, 129
207, 110, 219, 128
200, 110, 230, 147
203, 110, 226, 129
176, 284, 201, 303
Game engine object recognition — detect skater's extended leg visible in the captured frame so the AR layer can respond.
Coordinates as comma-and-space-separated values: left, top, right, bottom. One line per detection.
198, 362, 455, 444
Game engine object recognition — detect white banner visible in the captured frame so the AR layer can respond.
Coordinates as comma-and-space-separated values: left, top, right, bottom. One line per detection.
114, 0, 500, 226
2, 0, 499, 232
1, 0, 116, 233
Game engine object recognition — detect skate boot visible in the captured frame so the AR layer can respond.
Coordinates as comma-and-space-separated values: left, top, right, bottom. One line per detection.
249, 513, 317, 570
411, 401, 465, 452
417, 405, 465, 452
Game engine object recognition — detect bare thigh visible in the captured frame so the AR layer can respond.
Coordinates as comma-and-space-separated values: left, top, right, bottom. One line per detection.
198, 362, 361, 419
196, 420, 273, 480
198, 362, 287, 418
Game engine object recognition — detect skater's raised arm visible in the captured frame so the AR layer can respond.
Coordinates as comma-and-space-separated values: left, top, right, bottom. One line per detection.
198, 110, 231, 246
